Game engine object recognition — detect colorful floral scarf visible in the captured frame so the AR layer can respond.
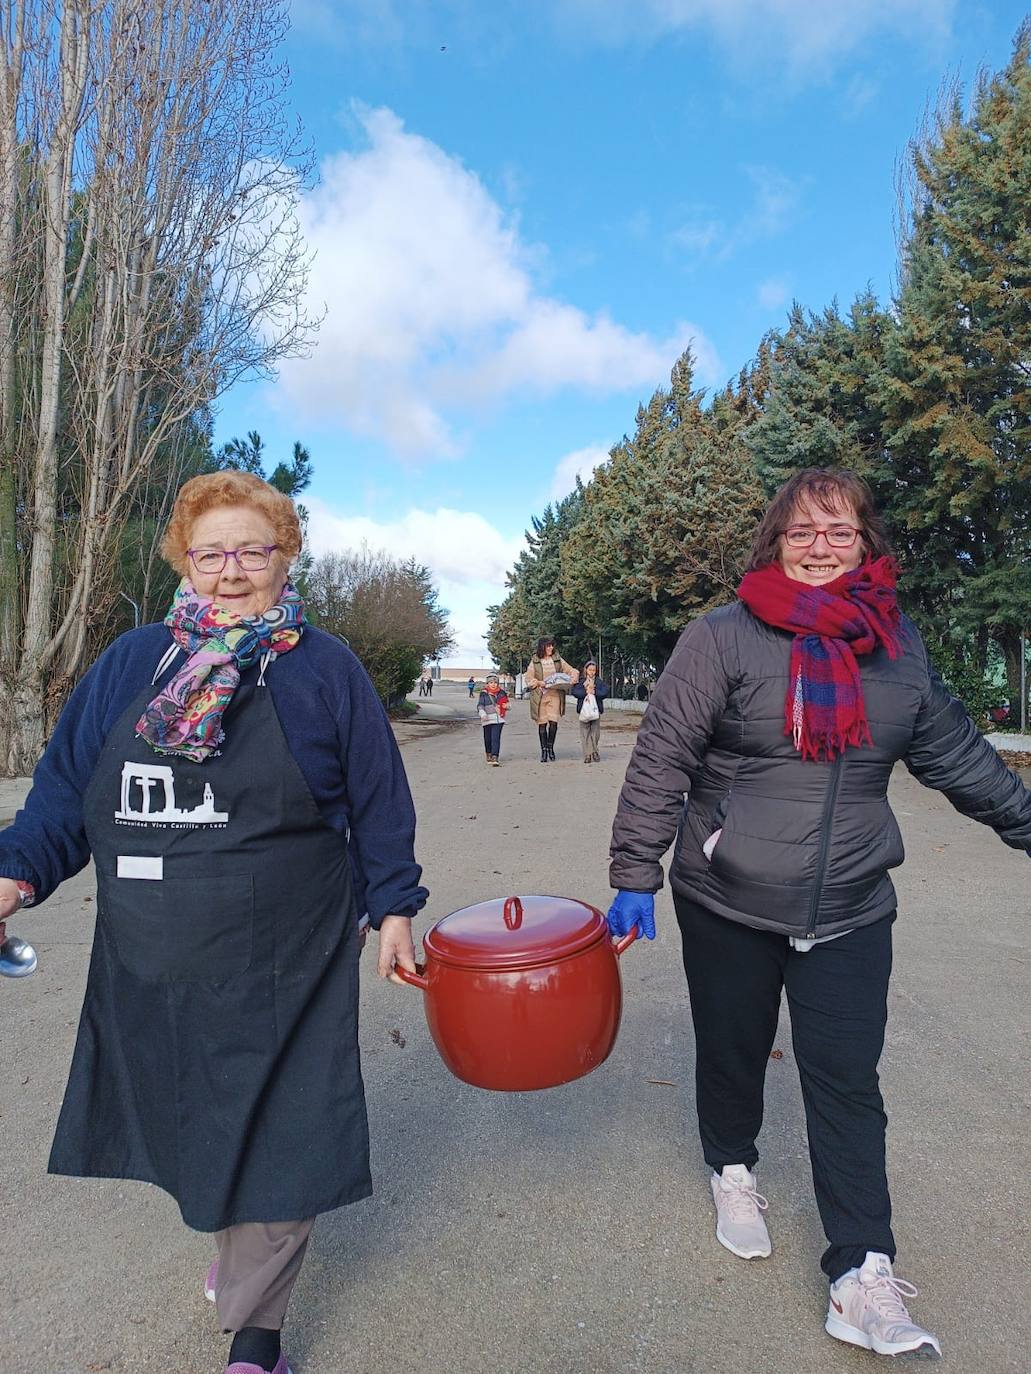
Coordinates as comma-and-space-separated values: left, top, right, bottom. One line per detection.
737, 557, 901, 761
136, 579, 306, 761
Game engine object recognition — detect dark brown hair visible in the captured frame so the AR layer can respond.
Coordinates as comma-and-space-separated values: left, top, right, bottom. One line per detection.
746, 467, 893, 571
536, 635, 556, 658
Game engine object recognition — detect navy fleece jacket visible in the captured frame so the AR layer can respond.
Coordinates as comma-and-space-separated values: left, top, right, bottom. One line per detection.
0, 623, 428, 926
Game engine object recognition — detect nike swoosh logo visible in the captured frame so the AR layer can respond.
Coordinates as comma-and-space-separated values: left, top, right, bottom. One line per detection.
831, 1298, 844, 1314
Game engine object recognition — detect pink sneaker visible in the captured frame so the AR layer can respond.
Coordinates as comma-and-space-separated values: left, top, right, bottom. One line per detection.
710, 1164, 772, 1259
225, 1361, 292, 1374
205, 1258, 218, 1303
826, 1252, 941, 1359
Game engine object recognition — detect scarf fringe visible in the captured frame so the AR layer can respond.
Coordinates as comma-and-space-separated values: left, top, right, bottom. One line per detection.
786, 708, 873, 762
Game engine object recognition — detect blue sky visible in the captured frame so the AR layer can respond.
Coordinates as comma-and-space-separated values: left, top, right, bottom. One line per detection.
214, 1, 1029, 664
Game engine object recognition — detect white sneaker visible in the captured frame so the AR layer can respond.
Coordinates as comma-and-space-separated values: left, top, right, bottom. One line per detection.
710, 1164, 772, 1259
826, 1252, 942, 1359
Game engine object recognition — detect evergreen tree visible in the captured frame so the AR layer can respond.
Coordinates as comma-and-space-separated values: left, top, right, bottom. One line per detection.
878, 25, 1031, 706
506, 486, 594, 667
268, 442, 314, 498
561, 349, 764, 668
215, 430, 266, 475
743, 294, 890, 496
486, 587, 534, 677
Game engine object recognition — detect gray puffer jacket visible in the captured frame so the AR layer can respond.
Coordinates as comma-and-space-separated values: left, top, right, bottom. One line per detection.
610, 602, 1031, 939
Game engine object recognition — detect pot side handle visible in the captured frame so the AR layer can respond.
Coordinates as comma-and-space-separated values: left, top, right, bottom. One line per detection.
392, 962, 430, 991
612, 927, 639, 957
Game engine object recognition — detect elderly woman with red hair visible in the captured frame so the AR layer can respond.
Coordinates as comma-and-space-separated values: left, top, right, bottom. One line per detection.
0, 472, 427, 1374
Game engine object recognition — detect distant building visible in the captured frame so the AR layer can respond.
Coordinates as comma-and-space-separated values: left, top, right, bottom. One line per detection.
436, 666, 498, 682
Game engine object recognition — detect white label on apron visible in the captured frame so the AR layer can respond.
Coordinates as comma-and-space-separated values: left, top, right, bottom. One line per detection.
117, 855, 164, 880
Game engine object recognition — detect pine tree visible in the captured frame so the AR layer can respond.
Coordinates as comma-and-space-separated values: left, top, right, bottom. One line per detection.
486, 587, 535, 676
560, 349, 764, 668
878, 25, 1031, 705
512, 486, 593, 667
743, 294, 890, 496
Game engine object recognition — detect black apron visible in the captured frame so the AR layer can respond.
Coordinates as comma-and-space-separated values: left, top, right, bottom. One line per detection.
49, 649, 372, 1231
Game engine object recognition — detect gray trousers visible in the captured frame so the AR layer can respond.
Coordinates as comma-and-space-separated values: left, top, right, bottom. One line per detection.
213, 1217, 315, 1331
579, 718, 601, 758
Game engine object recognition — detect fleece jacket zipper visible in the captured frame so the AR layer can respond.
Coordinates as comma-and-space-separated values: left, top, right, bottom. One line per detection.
805, 753, 844, 939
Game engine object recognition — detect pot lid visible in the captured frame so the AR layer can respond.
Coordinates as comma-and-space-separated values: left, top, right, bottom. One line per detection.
423, 894, 607, 970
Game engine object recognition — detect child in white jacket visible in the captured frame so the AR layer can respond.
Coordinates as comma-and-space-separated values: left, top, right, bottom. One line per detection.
477, 674, 509, 766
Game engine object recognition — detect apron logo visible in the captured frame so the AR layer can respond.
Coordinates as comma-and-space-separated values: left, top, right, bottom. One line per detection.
115, 761, 228, 829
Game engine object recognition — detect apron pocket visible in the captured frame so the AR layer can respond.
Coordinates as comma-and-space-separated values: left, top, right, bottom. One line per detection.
100, 871, 255, 983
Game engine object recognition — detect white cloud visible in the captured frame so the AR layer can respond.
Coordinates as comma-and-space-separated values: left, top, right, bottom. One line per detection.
549, 444, 611, 501
757, 277, 789, 310
305, 497, 525, 663
843, 74, 880, 118
306, 497, 523, 586
670, 165, 802, 264
276, 107, 714, 454
555, 0, 955, 69
670, 219, 723, 255
746, 165, 799, 236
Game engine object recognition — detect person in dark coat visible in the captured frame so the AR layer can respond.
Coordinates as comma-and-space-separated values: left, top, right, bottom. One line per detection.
606, 467, 1031, 1362
570, 659, 609, 762
0, 471, 427, 1374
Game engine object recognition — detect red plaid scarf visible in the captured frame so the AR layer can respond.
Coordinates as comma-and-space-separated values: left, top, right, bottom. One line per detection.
737, 557, 901, 761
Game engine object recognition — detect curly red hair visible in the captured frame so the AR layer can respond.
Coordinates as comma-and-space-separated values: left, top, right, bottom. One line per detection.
161, 471, 303, 576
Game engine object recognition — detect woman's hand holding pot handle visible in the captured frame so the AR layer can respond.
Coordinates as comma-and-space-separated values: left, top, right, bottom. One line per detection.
377, 914, 418, 985
606, 890, 656, 941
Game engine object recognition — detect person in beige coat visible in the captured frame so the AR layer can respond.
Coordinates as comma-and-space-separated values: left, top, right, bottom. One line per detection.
524, 636, 578, 762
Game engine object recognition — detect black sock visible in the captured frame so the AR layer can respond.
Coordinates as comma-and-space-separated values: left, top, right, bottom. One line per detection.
229, 1327, 281, 1371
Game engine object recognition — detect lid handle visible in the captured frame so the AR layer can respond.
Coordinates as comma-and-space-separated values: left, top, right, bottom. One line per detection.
503, 896, 523, 930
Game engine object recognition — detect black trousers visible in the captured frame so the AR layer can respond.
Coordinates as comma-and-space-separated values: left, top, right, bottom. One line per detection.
482, 722, 503, 757
674, 894, 896, 1281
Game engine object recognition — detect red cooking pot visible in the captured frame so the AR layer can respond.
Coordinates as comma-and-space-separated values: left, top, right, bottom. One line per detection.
393, 894, 637, 1091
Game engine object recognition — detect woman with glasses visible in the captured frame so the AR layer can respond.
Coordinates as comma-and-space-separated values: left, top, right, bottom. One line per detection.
607, 467, 1031, 1362
0, 471, 427, 1374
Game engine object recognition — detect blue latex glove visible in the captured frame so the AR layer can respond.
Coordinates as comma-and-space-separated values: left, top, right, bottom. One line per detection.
606, 890, 656, 941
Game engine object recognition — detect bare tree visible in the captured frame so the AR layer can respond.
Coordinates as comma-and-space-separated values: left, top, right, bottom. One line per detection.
0, 0, 34, 665
0, 0, 317, 773
306, 548, 455, 706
